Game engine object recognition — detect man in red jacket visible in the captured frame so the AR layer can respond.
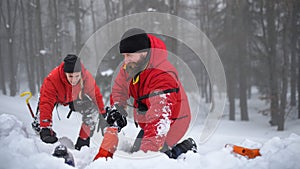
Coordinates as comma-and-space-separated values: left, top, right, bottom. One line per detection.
38, 54, 105, 150
95, 28, 197, 159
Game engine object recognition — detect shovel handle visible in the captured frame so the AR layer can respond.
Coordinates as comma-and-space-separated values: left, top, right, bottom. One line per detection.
20, 91, 32, 104
20, 91, 35, 118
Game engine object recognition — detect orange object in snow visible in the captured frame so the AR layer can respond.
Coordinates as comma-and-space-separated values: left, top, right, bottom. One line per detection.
94, 127, 119, 160
227, 144, 261, 159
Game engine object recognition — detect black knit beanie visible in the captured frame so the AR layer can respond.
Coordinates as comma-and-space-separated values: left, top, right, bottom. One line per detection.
63, 54, 82, 73
119, 28, 150, 53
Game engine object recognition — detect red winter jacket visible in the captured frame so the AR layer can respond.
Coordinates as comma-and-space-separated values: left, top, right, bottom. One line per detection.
39, 63, 105, 128
111, 34, 191, 152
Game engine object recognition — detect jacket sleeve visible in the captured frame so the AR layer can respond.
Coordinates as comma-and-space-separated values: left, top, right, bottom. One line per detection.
39, 77, 58, 128
140, 72, 179, 152
110, 66, 130, 107
83, 70, 105, 114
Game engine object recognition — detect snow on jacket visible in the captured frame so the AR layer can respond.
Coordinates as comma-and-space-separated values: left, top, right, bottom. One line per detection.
111, 34, 191, 152
39, 63, 105, 128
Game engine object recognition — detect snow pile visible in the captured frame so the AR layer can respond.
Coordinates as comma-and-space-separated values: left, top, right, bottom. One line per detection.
0, 114, 73, 169
0, 113, 300, 169
259, 134, 300, 169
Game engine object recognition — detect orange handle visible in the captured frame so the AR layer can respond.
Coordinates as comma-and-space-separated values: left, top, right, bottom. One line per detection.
232, 145, 261, 159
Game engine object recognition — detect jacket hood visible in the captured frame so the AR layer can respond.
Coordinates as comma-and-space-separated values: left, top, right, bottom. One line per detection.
147, 34, 168, 69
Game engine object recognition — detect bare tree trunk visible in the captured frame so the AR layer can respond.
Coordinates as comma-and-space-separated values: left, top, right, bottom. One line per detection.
91, 0, 96, 32
74, 0, 81, 54
278, 53, 287, 130
36, 0, 46, 84
289, 0, 298, 107
298, 55, 300, 119
247, 81, 252, 99
21, 0, 36, 95
48, 0, 60, 67
0, 43, 7, 95
224, 0, 236, 120
54, 0, 62, 63
198, 0, 210, 103
56, 0, 63, 62
4, 0, 17, 96
228, 74, 236, 121
278, 19, 289, 131
239, 60, 249, 121
290, 47, 296, 107
104, 0, 111, 23
204, 72, 209, 103
200, 67, 205, 99
168, 0, 179, 55
27, 0, 37, 95
90, 0, 100, 65
0, 0, 7, 95
266, 0, 279, 126
237, 0, 249, 121
203, 0, 213, 103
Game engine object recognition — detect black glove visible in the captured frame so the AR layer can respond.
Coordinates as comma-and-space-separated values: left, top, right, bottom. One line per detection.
40, 128, 58, 144
106, 104, 127, 132
70, 94, 93, 113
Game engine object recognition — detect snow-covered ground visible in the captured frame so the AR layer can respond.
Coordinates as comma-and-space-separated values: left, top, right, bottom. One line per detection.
0, 89, 300, 169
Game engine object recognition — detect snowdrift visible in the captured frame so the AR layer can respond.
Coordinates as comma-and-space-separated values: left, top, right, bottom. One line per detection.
1, 113, 300, 169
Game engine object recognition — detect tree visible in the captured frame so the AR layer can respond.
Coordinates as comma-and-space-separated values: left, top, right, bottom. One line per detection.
0, 0, 7, 95
278, 0, 290, 131
195, 0, 225, 104
222, 0, 237, 120
74, 0, 81, 54
298, 54, 300, 119
36, 0, 46, 86
0, 0, 19, 96
20, 0, 36, 95
263, 0, 279, 126
48, 0, 62, 68
0, 40, 6, 95
236, 0, 250, 121
296, 1, 300, 119
289, 0, 298, 107
27, 0, 38, 94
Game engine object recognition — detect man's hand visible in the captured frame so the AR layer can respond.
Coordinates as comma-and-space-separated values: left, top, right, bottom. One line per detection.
106, 104, 127, 132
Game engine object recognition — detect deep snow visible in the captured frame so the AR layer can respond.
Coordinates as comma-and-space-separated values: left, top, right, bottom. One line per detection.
0, 90, 300, 169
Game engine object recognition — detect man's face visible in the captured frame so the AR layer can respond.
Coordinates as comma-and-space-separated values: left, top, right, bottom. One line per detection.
122, 52, 148, 77
65, 72, 82, 86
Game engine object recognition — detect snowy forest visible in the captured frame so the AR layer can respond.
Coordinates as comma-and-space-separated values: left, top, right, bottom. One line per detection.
0, 0, 299, 133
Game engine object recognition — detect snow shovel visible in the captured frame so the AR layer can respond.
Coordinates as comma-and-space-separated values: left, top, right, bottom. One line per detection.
225, 144, 261, 159
20, 91, 40, 133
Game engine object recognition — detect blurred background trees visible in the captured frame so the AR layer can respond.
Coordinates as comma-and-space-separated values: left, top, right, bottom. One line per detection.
0, 0, 299, 131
